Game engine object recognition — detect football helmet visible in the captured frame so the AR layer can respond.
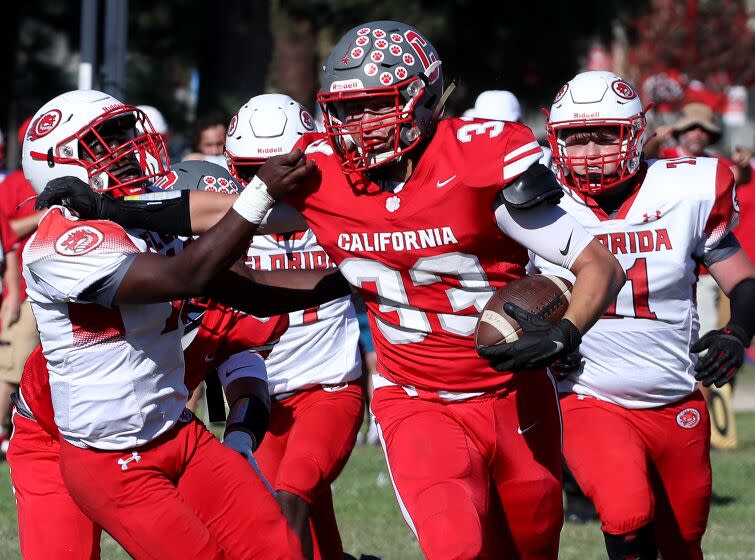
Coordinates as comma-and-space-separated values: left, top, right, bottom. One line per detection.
317, 21, 444, 173
546, 71, 650, 196
225, 93, 316, 185
22, 90, 169, 197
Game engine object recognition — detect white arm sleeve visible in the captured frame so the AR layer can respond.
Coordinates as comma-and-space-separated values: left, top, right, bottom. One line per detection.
495, 203, 593, 270
256, 202, 308, 234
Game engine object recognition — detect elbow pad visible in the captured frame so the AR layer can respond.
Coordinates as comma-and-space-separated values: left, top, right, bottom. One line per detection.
497, 164, 563, 210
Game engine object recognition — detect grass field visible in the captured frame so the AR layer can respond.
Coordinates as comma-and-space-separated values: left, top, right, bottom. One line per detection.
1, 413, 754, 559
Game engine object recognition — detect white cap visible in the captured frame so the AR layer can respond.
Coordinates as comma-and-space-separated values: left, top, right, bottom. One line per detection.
467, 90, 522, 122
137, 105, 169, 135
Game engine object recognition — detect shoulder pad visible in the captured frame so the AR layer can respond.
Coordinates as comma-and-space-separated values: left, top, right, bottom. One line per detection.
497, 164, 563, 210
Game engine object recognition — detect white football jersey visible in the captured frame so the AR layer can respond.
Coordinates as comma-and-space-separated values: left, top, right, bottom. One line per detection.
245, 229, 361, 394
23, 207, 189, 450
531, 157, 738, 408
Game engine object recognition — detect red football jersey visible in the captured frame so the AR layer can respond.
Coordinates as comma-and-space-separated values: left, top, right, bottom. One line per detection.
289, 118, 544, 392
19, 301, 288, 438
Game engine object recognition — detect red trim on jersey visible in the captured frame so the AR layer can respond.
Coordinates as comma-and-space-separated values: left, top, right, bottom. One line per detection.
68, 304, 126, 347
704, 160, 736, 238
18, 346, 59, 438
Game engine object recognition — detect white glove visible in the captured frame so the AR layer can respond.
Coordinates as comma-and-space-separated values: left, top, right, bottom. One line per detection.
222, 431, 275, 494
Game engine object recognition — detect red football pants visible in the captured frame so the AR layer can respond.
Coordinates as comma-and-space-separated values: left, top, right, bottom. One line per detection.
255, 383, 364, 560
59, 416, 304, 560
7, 411, 101, 560
561, 391, 711, 559
371, 372, 563, 560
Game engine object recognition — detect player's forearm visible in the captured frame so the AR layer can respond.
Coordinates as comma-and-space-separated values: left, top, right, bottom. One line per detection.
564, 239, 625, 333
10, 212, 43, 239
205, 266, 351, 316
2, 251, 21, 298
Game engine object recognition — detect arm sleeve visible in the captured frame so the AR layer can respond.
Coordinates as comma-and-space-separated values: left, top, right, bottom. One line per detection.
217, 350, 268, 391
495, 203, 593, 269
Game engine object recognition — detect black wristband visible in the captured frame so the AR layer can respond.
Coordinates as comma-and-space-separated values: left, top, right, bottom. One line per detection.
111, 190, 193, 236
728, 278, 755, 344
555, 318, 582, 352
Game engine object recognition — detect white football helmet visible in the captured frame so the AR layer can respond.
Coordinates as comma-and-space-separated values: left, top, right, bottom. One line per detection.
225, 93, 316, 185
22, 90, 169, 196
546, 71, 650, 196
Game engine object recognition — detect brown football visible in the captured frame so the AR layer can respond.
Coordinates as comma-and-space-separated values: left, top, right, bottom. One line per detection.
475, 275, 573, 347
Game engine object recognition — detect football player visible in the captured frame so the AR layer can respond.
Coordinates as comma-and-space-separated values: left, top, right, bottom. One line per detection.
19, 89, 348, 559
224, 93, 364, 560
8, 301, 288, 560
530, 70, 755, 559
38, 23, 625, 559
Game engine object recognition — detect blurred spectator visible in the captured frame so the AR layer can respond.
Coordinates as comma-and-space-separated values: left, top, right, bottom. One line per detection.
463, 90, 522, 122
641, 69, 686, 120
0, 129, 4, 170
645, 102, 751, 185
0, 119, 42, 457
183, 111, 227, 167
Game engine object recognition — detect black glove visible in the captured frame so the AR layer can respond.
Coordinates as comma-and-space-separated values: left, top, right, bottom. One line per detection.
34, 176, 116, 219
477, 302, 582, 371
549, 349, 583, 379
691, 325, 748, 387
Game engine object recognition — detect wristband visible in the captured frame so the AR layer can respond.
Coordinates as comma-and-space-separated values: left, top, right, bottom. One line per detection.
232, 175, 275, 224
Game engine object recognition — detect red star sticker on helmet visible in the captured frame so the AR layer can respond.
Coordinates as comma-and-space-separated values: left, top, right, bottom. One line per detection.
342, 56, 349, 64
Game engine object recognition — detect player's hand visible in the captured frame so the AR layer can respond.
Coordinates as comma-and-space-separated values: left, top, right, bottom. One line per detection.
222, 430, 273, 489
549, 349, 582, 379
256, 149, 317, 201
477, 303, 581, 371
34, 176, 115, 219
691, 326, 747, 387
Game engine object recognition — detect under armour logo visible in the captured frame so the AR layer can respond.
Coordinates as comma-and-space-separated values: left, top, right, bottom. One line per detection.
117, 452, 141, 471
642, 210, 663, 223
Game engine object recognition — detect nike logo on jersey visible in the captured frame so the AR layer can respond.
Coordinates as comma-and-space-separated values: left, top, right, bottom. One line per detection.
436, 175, 457, 189
517, 422, 539, 435
560, 231, 573, 256
204, 354, 215, 363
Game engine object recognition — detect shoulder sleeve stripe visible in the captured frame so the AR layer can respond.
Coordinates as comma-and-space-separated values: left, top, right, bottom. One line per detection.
503, 140, 541, 163
503, 151, 543, 182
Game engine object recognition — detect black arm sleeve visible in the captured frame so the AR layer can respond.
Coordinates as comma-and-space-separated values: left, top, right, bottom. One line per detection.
204, 266, 352, 317
496, 163, 564, 210
105, 191, 193, 236
727, 277, 755, 344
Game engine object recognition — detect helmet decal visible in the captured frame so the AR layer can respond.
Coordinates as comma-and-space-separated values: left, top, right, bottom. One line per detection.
30, 109, 62, 140
611, 80, 637, 100
554, 83, 569, 104
227, 114, 238, 136
299, 108, 315, 131
364, 63, 379, 77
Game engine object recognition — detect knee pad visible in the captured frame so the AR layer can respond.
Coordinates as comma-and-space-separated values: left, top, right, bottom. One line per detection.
277, 455, 323, 503
415, 482, 484, 560
604, 524, 657, 560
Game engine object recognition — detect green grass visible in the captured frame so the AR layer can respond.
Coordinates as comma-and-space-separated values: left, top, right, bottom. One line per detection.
2, 414, 755, 559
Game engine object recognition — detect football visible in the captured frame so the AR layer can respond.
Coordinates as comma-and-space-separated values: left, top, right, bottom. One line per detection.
475, 275, 573, 347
